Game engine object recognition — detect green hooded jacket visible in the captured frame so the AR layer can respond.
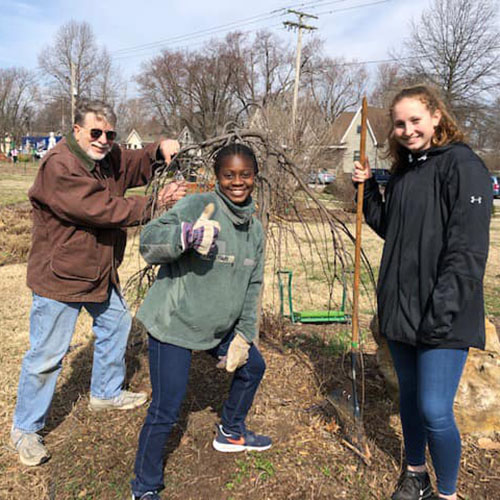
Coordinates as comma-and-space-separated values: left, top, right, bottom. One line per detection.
136, 185, 264, 350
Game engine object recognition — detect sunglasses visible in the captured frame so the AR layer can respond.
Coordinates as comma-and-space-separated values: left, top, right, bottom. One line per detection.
89, 128, 117, 141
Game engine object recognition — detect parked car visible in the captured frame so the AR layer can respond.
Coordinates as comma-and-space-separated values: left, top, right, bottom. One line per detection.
308, 170, 336, 184
372, 168, 391, 185
491, 175, 500, 198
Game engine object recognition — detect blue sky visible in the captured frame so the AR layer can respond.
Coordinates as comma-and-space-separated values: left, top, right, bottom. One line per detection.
0, 0, 436, 90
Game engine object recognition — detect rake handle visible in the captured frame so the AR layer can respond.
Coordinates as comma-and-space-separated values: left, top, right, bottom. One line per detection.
352, 97, 368, 351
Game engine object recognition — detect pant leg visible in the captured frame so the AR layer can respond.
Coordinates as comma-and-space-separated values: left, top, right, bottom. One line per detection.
84, 286, 132, 399
13, 293, 81, 432
387, 340, 427, 466
209, 332, 266, 435
417, 347, 468, 496
131, 336, 192, 495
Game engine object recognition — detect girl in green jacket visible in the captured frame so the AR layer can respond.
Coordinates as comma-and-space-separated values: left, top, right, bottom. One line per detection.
131, 144, 271, 500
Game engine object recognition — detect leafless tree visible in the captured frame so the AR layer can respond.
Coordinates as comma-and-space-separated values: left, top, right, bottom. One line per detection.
136, 30, 365, 138
30, 97, 65, 134
114, 97, 167, 142
398, 0, 500, 111
370, 63, 408, 109
92, 47, 124, 104
137, 34, 247, 139
0, 67, 38, 147
231, 30, 295, 113
38, 21, 123, 126
305, 56, 368, 124
466, 97, 500, 157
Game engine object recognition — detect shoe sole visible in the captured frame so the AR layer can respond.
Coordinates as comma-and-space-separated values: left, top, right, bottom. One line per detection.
391, 485, 433, 500
212, 439, 272, 453
88, 401, 146, 411
88, 397, 147, 412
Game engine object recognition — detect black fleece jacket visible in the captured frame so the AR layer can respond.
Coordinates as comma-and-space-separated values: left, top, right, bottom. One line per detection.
363, 143, 492, 349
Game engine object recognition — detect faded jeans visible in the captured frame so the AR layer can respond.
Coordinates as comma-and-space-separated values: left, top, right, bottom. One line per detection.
13, 286, 132, 433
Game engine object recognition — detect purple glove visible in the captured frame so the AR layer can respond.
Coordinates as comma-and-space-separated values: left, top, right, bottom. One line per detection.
181, 203, 220, 255
182, 222, 219, 254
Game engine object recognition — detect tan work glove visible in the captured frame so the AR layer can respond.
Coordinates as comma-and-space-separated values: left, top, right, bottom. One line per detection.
225, 333, 251, 372
181, 203, 221, 256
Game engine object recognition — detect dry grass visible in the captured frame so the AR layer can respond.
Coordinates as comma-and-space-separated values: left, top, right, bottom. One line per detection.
0, 164, 36, 266
0, 163, 38, 206
0, 204, 32, 266
262, 218, 382, 322
1, 182, 499, 498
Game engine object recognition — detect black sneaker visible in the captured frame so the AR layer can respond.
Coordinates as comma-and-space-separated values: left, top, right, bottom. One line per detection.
391, 470, 433, 500
132, 492, 160, 500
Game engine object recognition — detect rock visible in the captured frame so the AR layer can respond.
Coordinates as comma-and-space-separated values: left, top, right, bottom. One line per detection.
372, 316, 500, 435
484, 317, 500, 354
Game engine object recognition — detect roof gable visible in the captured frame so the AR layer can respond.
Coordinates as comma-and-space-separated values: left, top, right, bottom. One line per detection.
330, 106, 391, 146
125, 129, 142, 143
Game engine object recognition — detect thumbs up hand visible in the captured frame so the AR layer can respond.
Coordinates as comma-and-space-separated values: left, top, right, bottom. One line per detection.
181, 203, 221, 256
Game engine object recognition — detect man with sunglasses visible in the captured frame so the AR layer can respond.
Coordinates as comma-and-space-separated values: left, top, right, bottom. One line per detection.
10, 99, 187, 467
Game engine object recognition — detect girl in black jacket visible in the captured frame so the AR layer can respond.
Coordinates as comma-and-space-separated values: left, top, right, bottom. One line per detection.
353, 86, 492, 500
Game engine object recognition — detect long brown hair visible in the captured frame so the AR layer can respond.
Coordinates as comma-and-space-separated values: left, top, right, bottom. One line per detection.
387, 85, 464, 172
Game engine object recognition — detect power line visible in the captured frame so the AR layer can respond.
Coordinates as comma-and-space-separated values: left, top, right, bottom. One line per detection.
315, 0, 390, 16
111, 0, 365, 60
112, 11, 281, 56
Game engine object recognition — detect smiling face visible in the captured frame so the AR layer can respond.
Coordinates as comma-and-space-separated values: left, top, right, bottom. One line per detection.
216, 154, 255, 204
392, 97, 442, 153
73, 112, 115, 161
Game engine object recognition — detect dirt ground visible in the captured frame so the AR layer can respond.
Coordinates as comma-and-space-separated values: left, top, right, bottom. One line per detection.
0, 193, 499, 499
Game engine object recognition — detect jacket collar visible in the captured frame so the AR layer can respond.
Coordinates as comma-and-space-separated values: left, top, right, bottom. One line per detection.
215, 183, 255, 226
65, 132, 96, 172
407, 143, 458, 165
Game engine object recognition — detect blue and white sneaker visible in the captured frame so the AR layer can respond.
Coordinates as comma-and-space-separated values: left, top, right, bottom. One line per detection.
212, 424, 272, 452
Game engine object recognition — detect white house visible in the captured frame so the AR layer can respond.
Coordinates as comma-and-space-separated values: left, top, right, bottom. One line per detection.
124, 129, 144, 150
326, 106, 391, 174
178, 125, 195, 148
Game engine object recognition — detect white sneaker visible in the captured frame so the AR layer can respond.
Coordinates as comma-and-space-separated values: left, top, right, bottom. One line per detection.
11, 428, 50, 466
88, 390, 147, 411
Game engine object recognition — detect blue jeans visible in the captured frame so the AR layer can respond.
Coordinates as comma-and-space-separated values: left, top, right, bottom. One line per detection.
13, 286, 132, 433
387, 340, 468, 496
131, 332, 266, 496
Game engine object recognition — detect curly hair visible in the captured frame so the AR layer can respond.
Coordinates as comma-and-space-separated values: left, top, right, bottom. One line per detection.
387, 85, 464, 172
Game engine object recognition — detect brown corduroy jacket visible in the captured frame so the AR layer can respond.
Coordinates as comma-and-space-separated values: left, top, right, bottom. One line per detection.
26, 134, 161, 302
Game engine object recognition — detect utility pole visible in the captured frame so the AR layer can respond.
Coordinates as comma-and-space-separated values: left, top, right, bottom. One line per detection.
284, 9, 318, 127
61, 97, 65, 132
70, 61, 77, 127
